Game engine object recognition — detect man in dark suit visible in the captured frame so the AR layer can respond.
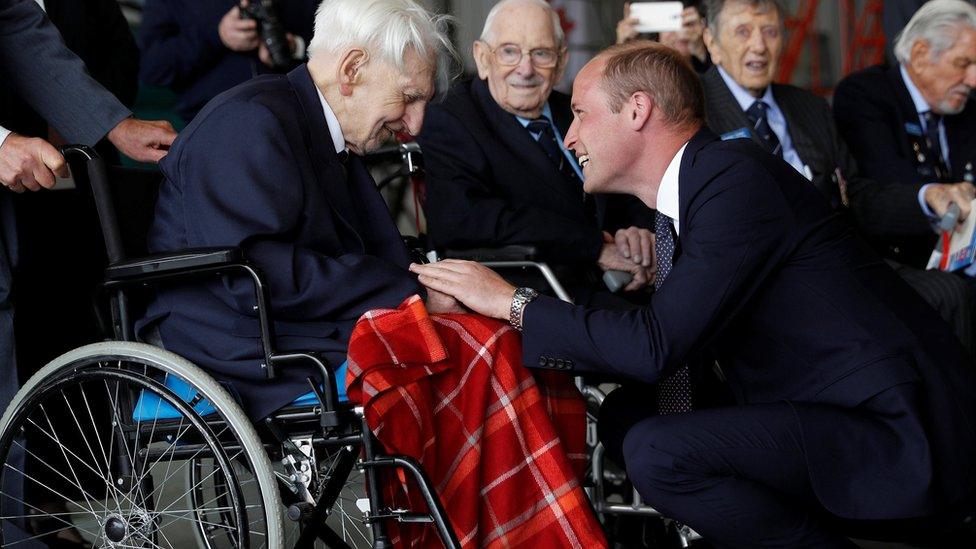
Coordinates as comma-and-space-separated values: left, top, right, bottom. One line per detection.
411, 42, 976, 547
0, 0, 176, 544
138, 0, 457, 421
139, 0, 319, 123
417, 0, 656, 305
701, 0, 976, 352
835, 0, 976, 266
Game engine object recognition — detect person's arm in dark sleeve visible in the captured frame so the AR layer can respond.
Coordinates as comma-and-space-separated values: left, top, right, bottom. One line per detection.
0, 0, 129, 145
138, 0, 227, 90
417, 106, 603, 263
823, 102, 930, 237
179, 100, 421, 322
522, 160, 791, 381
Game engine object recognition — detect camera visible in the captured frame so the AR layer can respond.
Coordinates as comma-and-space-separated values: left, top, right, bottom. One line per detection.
239, 0, 292, 71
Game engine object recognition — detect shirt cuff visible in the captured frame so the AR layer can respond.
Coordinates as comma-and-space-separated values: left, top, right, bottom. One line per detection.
918, 184, 938, 219
292, 35, 306, 60
0, 126, 11, 150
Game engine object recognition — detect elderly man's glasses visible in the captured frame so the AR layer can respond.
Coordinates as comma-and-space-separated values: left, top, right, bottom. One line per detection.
484, 42, 561, 68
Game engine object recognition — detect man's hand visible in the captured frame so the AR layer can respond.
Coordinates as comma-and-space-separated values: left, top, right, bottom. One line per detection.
613, 226, 655, 267
616, 3, 640, 44
409, 260, 515, 321
107, 118, 177, 164
924, 182, 976, 230
219, 4, 260, 52
425, 287, 467, 314
0, 133, 67, 193
598, 232, 655, 291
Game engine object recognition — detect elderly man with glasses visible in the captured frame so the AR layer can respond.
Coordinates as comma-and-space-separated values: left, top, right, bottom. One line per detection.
417, 0, 656, 307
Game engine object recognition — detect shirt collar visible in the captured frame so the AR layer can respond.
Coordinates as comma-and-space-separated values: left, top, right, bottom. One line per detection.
900, 64, 932, 116
315, 86, 347, 154
516, 103, 554, 129
656, 142, 688, 233
716, 65, 778, 113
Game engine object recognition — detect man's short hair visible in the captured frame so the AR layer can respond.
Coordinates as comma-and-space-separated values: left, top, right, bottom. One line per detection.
479, 0, 565, 49
894, 0, 976, 64
704, 0, 784, 34
598, 41, 705, 128
307, 0, 457, 90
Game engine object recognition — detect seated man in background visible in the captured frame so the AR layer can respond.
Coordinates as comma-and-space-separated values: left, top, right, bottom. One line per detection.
137, 0, 458, 421
617, 1, 712, 73
701, 0, 976, 353
139, 0, 320, 123
417, 0, 656, 307
835, 0, 976, 268
411, 41, 976, 548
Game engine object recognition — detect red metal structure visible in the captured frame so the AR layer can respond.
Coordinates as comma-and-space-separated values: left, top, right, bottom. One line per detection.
777, 0, 887, 95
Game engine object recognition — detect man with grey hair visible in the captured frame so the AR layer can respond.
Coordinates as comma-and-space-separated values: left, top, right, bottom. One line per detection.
418, 0, 656, 307
835, 0, 976, 266
136, 0, 460, 420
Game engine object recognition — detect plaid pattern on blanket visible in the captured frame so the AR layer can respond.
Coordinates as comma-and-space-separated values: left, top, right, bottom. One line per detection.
346, 295, 606, 548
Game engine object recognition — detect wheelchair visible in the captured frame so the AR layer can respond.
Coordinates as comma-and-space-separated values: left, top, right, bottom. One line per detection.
0, 146, 460, 549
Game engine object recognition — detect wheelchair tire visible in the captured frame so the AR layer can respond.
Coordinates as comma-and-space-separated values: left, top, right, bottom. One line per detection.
0, 341, 285, 549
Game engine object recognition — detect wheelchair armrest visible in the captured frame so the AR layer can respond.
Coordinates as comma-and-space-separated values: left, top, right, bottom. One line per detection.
442, 244, 538, 262
105, 247, 245, 281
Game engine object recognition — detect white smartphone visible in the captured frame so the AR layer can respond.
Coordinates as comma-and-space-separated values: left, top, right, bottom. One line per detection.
630, 2, 684, 33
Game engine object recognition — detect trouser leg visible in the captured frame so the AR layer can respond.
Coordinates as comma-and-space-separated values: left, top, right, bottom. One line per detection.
602, 392, 856, 549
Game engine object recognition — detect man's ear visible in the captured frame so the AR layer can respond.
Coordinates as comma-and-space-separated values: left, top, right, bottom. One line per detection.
338, 48, 369, 96
553, 46, 569, 83
703, 27, 721, 66
909, 39, 932, 72
628, 91, 653, 131
473, 40, 491, 80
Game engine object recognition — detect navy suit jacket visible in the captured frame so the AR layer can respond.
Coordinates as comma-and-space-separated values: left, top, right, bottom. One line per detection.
139, 0, 317, 122
834, 64, 976, 265
417, 78, 654, 266
523, 128, 976, 519
139, 65, 421, 419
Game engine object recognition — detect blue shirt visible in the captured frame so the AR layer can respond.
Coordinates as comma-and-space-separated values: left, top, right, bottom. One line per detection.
516, 104, 585, 181
717, 66, 811, 179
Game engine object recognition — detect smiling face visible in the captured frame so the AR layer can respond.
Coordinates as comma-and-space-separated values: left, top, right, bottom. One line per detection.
340, 48, 434, 155
563, 59, 635, 195
473, 3, 565, 118
908, 26, 976, 115
704, 0, 783, 97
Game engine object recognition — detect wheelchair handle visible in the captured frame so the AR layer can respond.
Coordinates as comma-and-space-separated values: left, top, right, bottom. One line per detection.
60, 145, 127, 264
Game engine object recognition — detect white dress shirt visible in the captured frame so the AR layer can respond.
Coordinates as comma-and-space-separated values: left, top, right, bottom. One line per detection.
656, 142, 688, 235
315, 87, 346, 154
716, 66, 812, 180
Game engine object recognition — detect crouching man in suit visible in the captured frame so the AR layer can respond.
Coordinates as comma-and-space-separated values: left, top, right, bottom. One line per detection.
411, 42, 976, 547
137, 0, 459, 420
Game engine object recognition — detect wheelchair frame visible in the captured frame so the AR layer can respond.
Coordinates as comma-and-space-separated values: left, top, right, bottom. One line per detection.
0, 145, 461, 549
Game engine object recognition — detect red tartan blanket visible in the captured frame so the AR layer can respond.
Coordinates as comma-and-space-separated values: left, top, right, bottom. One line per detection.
346, 295, 607, 548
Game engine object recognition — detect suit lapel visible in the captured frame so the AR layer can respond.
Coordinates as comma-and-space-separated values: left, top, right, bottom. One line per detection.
471, 79, 583, 205
678, 127, 721, 237
287, 65, 365, 252
885, 65, 927, 161
702, 67, 757, 145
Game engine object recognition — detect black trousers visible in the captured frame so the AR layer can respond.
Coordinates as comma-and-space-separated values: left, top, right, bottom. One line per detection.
889, 261, 975, 357
599, 384, 905, 549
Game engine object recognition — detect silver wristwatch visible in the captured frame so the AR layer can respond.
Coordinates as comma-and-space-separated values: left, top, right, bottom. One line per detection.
509, 287, 539, 332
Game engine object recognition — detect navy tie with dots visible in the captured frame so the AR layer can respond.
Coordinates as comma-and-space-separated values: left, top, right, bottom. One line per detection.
922, 111, 950, 181
746, 100, 783, 157
654, 211, 693, 414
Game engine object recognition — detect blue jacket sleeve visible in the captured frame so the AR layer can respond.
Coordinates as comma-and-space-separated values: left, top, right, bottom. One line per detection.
0, 0, 130, 144
173, 100, 420, 322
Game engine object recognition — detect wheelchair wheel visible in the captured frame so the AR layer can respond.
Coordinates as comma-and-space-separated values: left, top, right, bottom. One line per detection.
0, 341, 284, 548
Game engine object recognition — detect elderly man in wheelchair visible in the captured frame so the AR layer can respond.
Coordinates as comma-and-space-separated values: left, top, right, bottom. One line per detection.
0, 1, 606, 548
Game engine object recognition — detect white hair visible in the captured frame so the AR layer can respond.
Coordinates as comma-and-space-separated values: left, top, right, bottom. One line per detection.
307, 0, 457, 91
894, 0, 976, 64
479, 0, 565, 48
